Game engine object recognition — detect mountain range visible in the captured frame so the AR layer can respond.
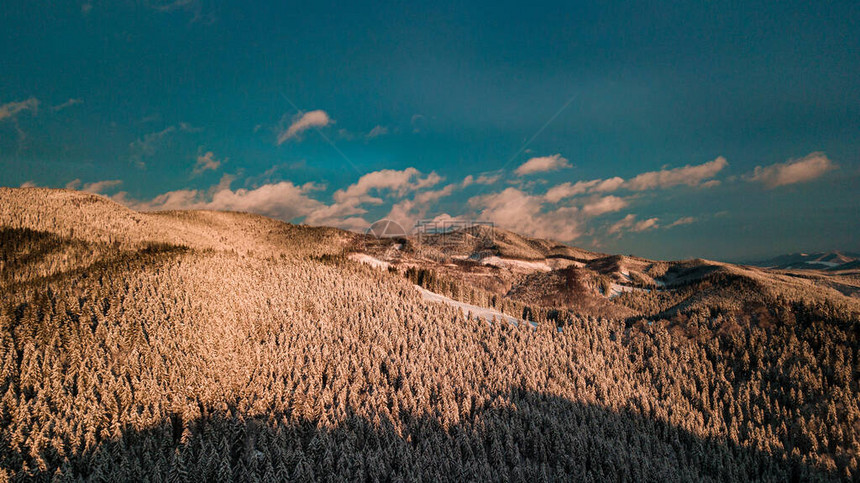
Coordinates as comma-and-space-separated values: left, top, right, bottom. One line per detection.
747, 251, 860, 271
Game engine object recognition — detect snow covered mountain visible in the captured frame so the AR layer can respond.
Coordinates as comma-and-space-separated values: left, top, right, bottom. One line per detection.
1, 187, 858, 481
748, 251, 860, 271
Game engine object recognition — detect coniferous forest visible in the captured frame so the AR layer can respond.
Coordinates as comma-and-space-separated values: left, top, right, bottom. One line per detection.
1, 188, 859, 481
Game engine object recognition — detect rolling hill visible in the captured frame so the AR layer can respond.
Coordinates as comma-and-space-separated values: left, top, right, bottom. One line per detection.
1, 188, 858, 481
749, 251, 860, 272
354, 223, 860, 322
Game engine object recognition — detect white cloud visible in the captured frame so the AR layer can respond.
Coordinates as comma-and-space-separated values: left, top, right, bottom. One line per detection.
469, 187, 581, 241
462, 172, 503, 188
306, 167, 444, 228
20, 181, 38, 188
624, 156, 728, 191
544, 180, 601, 203
384, 184, 457, 230
634, 218, 659, 231
129, 126, 177, 169
515, 154, 571, 176
300, 202, 366, 228
594, 177, 625, 192
0, 98, 39, 122
581, 195, 628, 217
332, 168, 441, 205
103, 156, 724, 242
119, 177, 324, 222
193, 150, 224, 175
66, 179, 123, 194
178, 122, 203, 133
52, 98, 83, 112
475, 173, 502, 185
149, 0, 195, 11
366, 125, 389, 139
121, 168, 448, 234
277, 110, 332, 144
544, 158, 726, 203
206, 183, 322, 219
545, 177, 626, 202
424, 213, 465, 224
608, 214, 659, 235
145, 0, 211, 22
347, 171, 465, 229
29, 166, 453, 233
747, 152, 836, 189
84, 180, 122, 194
128, 123, 201, 169
667, 216, 697, 228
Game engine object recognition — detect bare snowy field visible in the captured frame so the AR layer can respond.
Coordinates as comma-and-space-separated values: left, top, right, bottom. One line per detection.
413, 284, 536, 328
348, 252, 391, 269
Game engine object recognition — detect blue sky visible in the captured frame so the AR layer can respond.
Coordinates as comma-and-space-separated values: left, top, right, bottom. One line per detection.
1, 0, 858, 261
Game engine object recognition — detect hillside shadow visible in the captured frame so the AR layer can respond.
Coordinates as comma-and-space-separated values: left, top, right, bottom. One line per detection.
0, 227, 188, 290
8, 388, 840, 482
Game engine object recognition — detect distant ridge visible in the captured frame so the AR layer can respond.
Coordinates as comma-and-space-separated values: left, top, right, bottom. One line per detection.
747, 251, 860, 271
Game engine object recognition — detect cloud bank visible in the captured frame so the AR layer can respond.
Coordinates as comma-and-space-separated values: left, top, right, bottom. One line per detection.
106, 155, 734, 243
121, 178, 325, 222
543, 157, 726, 203
117, 167, 447, 233
93, 151, 834, 245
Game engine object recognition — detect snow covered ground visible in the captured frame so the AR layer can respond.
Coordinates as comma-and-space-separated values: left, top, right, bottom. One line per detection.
546, 258, 584, 270
348, 253, 390, 269
607, 283, 649, 299
413, 285, 537, 328
806, 260, 840, 268
349, 252, 551, 330
480, 256, 551, 272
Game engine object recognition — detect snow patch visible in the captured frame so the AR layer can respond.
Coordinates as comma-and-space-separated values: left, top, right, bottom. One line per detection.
806, 260, 839, 268
414, 285, 535, 328
546, 258, 584, 270
607, 283, 649, 299
348, 253, 390, 269
481, 256, 551, 272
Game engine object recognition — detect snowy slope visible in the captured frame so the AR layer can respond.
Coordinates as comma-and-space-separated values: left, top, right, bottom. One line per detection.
414, 285, 535, 328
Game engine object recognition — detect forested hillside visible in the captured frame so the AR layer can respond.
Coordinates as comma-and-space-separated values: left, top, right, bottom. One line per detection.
1, 188, 858, 481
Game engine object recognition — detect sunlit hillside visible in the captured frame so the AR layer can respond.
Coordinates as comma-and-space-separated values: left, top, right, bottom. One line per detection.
1, 188, 858, 481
